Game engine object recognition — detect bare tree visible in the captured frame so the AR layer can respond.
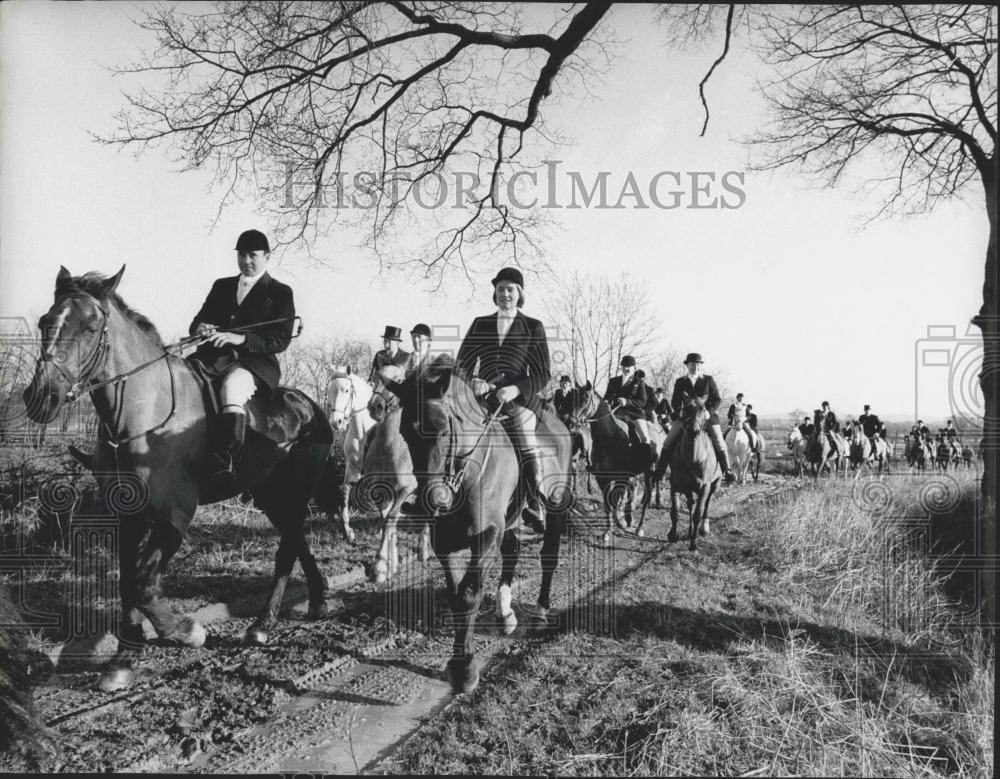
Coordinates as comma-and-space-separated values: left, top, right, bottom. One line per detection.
104, 1, 615, 285
679, 3, 996, 623
543, 269, 662, 392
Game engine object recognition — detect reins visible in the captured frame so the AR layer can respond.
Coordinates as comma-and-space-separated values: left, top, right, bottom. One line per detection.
443, 404, 505, 492
45, 300, 302, 446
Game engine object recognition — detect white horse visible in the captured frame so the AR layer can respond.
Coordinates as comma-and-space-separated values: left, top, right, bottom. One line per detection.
786, 425, 808, 477
725, 426, 754, 484
327, 365, 375, 543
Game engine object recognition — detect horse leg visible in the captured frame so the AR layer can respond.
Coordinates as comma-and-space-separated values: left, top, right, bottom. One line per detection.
622, 481, 634, 529
702, 481, 717, 537
635, 472, 652, 539
373, 507, 397, 584
296, 519, 328, 620
244, 512, 301, 646
496, 528, 520, 636
689, 487, 707, 551
668, 487, 679, 543
534, 509, 564, 632
602, 480, 615, 546
336, 482, 357, 544
438, 526, 499, 695
100, 518, 196, 691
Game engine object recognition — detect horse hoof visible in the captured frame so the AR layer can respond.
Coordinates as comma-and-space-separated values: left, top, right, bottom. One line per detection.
243, 626, 269, 646
501, 611, 518, 636
699, 526, 708, 537
636, 527, 645, 539
446, 657, 481, 694
98, 667, 133, 692
173, 619, 206, 648
689, 541, 697, 551
307, 601, 328, 620
602, 531, 613, 546
668, 530, 678, 543
528, 608, 550, 634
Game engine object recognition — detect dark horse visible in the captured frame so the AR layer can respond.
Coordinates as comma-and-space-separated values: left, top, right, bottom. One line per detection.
654, 394, 719, 551
383, 355, 573, 694
806, 409, 847, 478
567, 383, 659, 543
22, 267, 335, 691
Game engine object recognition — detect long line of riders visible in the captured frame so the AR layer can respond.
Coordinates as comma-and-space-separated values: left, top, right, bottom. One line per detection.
16, 229, 979, 706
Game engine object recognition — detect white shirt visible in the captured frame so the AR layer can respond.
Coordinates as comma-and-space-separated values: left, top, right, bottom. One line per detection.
497, 309, 516, 344
236, 270, 266, 305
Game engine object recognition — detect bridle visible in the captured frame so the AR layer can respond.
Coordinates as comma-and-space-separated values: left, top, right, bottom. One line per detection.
36, 293, 179, 446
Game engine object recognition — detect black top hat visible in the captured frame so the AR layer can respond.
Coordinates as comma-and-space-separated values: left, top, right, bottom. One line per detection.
410, 323, 432, 338
559, 375, 571, 383
491, 267, 524, 288
235, 229, 270, 253
863, 404, 871, 410
684, 352, 703, 364
382, 325, 403, 341
620, 355, 636, 367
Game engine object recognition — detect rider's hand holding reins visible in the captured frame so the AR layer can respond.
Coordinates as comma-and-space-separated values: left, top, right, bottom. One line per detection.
471, 378, 491, 397
205, 331, 247, 348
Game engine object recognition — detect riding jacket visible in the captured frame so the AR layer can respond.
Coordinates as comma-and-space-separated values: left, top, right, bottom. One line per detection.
456, 311, 551, 417
669, 374, 723, 423
189, 272, 294, 390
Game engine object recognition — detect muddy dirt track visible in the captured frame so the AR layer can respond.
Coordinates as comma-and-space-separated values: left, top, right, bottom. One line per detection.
25, 477, 786, 773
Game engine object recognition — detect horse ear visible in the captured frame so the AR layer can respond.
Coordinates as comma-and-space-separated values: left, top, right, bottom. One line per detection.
698, 394, 708, 405
98, 265, 126, 298
583, 380, 592, 392
346, 364, 352, 375
57, 266, 72, 286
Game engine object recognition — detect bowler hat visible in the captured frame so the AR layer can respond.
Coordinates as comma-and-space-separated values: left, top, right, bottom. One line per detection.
684, 353, 703, 364
382, 325, 403, 341
410, 323, 432, 338
559, 375, 571, 383
864, 404, 871, 410
620, 355, 636, 367
822, 401, 830, 407
491, 267, 524, 288
235, 229, 270, 253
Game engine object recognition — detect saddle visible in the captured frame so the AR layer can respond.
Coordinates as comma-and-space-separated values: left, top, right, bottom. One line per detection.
188, 359, 315, 446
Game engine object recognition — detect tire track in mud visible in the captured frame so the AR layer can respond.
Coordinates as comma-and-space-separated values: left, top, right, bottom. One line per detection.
33, 477, 787, 773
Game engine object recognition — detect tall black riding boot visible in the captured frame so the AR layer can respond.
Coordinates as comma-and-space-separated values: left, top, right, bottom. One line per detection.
521, 451, 547, 534
208, 411, 245, 483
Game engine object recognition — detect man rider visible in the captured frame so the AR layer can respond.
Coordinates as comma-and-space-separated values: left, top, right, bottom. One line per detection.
417, 266, 551, 533
659, 353, 736, 483
604, 356, 657, 466
799, 415, 812, 438
553, 375, 575, 420
368, 325, 411, 385
726, 393, 759, 453
859, 404, 883, 446
654, 387, 671, 430
404, 323, 432, 377
189, 229, 295, 484
943, 419, 961, 459
745, 404, 759, 438
820, 401, 840, 453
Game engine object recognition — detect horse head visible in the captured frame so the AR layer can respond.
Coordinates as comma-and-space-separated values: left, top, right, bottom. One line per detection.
24, 265, 126, 423
327, 364, 373, 430
786, 425, 801, 449
681, 393, 710, 434
382, 353, 475, 512
565, 380, 598, 433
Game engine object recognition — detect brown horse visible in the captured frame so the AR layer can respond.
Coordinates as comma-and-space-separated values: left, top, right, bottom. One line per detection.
383, 355, 573, 694
22, 267, 335, 691
654, 394, 719, 550
567, 384, 659, 543
806, 409, 847, 478
560, 382, 596, 496
904, 433, 933, 471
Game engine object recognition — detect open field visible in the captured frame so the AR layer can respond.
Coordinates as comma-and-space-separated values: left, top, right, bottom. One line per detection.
0, 441, 993, 775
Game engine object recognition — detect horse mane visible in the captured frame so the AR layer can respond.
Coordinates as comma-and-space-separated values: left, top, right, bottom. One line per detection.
60, 272, 164, 347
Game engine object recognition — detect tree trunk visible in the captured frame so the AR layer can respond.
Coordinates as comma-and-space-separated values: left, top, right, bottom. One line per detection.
973, 160, 997, 630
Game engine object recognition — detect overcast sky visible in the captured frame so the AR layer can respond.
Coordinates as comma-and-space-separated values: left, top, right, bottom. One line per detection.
0, 2, 988, 422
